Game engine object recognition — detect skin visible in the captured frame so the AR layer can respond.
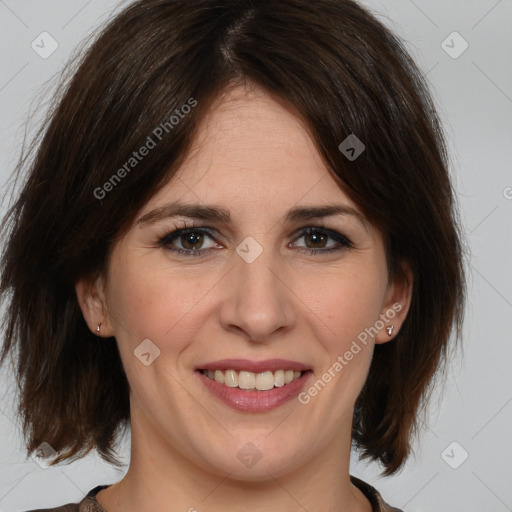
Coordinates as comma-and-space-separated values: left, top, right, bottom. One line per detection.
76, 83, 412, 512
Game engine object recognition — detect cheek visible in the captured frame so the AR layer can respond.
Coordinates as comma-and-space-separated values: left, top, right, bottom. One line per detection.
106, 250, 217, 355
292, 265, 387, 432
302, 263, 387, 349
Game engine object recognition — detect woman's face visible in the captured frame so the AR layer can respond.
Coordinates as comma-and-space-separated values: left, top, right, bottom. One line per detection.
79, 84, 409, 480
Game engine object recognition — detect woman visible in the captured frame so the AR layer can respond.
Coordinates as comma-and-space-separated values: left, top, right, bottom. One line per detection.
0, 1, 465, 511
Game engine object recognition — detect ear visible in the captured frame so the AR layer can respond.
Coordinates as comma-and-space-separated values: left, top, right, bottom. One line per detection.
375, 262, 413, 344
75, 273, 114, 337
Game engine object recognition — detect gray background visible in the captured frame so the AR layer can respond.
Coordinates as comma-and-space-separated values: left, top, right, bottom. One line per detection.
0, 1, 511, 511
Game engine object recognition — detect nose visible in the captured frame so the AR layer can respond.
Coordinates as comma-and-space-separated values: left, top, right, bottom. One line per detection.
219, 245, 296, 343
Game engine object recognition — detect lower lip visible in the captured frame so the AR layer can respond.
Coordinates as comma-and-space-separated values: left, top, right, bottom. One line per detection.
197, 371, 312, 412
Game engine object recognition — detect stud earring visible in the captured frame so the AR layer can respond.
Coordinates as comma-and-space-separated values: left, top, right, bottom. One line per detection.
96, 323, 101, 333
386, 325, 394, 336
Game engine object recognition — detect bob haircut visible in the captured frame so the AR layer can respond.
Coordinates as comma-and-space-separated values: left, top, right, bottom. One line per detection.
0, 0, 465, 476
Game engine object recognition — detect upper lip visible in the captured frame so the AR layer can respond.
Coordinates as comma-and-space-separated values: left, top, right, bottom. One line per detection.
197, 358, 311, 373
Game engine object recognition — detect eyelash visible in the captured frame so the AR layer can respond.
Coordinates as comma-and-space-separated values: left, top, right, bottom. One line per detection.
157, 223, 353, 258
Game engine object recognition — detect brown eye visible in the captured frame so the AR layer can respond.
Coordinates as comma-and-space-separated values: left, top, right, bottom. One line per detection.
292, 227, 353, 255
180, 231, 205, 250
159, 227, 218, 257
304, 231, 329, 249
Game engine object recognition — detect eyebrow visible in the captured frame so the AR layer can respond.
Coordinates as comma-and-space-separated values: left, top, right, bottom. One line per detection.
136, 201, 368, 228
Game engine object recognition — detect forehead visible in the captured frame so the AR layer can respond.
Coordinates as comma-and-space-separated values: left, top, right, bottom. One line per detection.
146, 85, 357, 214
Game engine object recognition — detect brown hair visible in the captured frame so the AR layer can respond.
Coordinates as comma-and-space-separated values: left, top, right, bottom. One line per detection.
0, 0, 465, 475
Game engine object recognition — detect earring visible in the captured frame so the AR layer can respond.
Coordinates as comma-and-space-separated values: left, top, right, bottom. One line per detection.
96, 323, 101, 333
386, 325, 394, 336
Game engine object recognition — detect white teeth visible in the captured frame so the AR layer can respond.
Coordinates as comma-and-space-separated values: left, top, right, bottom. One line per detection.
238, 371, 256, 390
256, 371, 274, 391
224, 369, 238, 387
202, 368, 304, 390
274, 369, 285, 387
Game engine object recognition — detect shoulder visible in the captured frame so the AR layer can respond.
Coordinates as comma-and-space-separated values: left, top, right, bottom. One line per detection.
18, 506, 79, 512
18, 485, 110, 512
350, 475, 404, 512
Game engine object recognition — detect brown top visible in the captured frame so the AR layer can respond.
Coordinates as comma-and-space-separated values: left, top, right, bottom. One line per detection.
22, 476, 403, 512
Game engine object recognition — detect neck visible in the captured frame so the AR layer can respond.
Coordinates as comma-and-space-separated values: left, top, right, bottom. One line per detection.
96, 404, 371, 512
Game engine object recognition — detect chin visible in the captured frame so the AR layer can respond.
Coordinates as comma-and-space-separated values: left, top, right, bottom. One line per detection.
194, 436, 307, 482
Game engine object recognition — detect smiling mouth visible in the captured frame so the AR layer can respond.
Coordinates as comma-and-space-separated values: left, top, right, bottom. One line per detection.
199, 369, 307, 391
